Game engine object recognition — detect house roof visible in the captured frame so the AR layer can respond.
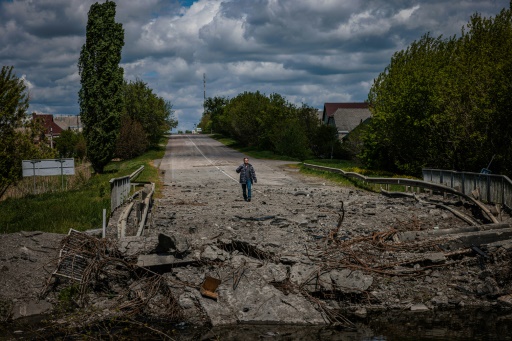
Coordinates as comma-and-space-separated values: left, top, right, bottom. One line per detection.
322, 102, 368, 123
53, 114, 82, 131
32, 113, 63, 135
330, 107, 371, 133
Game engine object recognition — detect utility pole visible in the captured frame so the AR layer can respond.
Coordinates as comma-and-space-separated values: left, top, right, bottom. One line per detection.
203, 73, 206, 114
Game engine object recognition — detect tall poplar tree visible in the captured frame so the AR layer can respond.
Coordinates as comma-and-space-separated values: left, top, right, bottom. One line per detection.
78, 1, 124, 174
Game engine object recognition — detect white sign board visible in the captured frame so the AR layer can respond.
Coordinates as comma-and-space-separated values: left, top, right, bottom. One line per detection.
22, 158, 75, 177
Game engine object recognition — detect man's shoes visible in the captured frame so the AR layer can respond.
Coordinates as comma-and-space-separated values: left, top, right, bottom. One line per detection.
248, 198, 251, 202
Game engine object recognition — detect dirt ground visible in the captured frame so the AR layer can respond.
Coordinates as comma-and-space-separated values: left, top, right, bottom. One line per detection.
1, 135, 512, 328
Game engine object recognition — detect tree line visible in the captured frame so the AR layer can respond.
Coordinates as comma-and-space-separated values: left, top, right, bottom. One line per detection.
198, 91, 345, 161
362, 5, 512, 177
0, 1, 177, 196
200, 6, 512, 179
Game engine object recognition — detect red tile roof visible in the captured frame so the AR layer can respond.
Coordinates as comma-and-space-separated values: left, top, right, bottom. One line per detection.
32, 113, 63, 135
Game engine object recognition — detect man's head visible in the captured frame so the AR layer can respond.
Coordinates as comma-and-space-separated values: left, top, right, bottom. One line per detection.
244, 157, 249, 164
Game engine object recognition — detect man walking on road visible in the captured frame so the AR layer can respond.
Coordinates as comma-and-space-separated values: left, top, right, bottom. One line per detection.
236, 157, 257, 202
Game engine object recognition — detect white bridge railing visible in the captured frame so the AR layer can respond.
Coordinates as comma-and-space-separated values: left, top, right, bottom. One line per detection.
422, 168, 512, 210
109, 166, 144, 213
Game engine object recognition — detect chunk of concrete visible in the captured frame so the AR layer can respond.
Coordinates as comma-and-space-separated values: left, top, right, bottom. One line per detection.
201, 245, 229, 262
424, 252, 446, 264
330, 269, 373, 293
12, 300, 53, 319
256, 263, 289, 283
168, 234, 190, 256
200, 279, 326, 326
136, 254, 197, 268
410, 303, 429, 312
118, 233, 190, 257
289, 264, 319, 292
444, 228, 512, 251
498, 294, 512, 307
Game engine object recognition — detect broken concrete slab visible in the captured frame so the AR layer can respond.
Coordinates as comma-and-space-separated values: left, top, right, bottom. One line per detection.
289, 263, 319, 292
255, 262, 289, 283
397, 223, 511, 242
443, 228, 512, 251
12, 300, 53, 319
330, 269, 373, 293
118, 233, 190, 257
201, 245, 230, 262
201, 279, 326, 326
136, 254, 198, 268
410, 303, 429, 312
498, 294, 512, 307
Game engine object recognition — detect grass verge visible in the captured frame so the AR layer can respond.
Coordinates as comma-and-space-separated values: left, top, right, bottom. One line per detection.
210, 134, 413, 191
0, 140, 167, 234
210, 134, 299, 161
301, 159, 421, 193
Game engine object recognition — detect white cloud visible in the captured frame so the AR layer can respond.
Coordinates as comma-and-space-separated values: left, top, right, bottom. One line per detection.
0, 0, 508, 131
20, 75, 35, 90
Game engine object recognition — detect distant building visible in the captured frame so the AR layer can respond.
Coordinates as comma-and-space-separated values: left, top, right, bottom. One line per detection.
53, 114, 82, 132
322, 103, 371, 140
32, 113, 63, 138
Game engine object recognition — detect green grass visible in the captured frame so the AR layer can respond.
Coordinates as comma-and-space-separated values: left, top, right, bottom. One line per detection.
0, 141, 167, 234
299, 166, 357, 188
210, 134, 415, 191
210, 134, 299, 161
301, 159, 422, 193
303, 159, 391, 176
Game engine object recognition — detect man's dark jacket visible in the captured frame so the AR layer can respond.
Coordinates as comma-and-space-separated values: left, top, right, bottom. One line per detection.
236, 163, 257, 184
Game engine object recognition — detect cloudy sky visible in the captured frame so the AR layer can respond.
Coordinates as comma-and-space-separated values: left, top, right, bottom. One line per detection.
0, 0, 508, 132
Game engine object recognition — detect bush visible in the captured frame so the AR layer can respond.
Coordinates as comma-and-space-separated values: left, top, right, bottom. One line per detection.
115, 117, 148, 159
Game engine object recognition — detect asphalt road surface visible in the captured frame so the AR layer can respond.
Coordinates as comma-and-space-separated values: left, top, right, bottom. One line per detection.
159, 134, 307, 191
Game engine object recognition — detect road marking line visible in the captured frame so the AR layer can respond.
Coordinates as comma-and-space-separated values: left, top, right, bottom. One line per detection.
187, 136, 238, 182
187, 136, 265, 196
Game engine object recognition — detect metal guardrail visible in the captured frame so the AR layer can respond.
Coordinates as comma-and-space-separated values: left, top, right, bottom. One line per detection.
109, 166, 144, 213
302, 163, 500, 223
303, 163, 455, 190
422, 168, 512, 210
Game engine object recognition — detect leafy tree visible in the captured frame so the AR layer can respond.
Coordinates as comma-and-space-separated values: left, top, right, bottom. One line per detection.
55, 130, 78, 158
115, 117, 148, 159
224, 91, 269, 146
363, 5, 512, 176
201, 96, 229, 134
202, 92, 326, 159
74, 133, 87, 161
55, 130, 87, 160
261, 93, 294, 150
78, 1, 124, 174
310, 124, 341, 159
363, 34, 454, 175
0, 66, 56, 197
271, 118, 310, 160
123, 79, 177, 146
454, 7, 512, 175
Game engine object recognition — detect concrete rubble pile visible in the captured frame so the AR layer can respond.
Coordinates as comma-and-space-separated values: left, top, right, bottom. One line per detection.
37, 181, 512, 329
3, 180, 512, 331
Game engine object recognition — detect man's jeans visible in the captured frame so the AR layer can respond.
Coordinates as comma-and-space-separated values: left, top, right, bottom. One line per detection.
242, 179, 252, 200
